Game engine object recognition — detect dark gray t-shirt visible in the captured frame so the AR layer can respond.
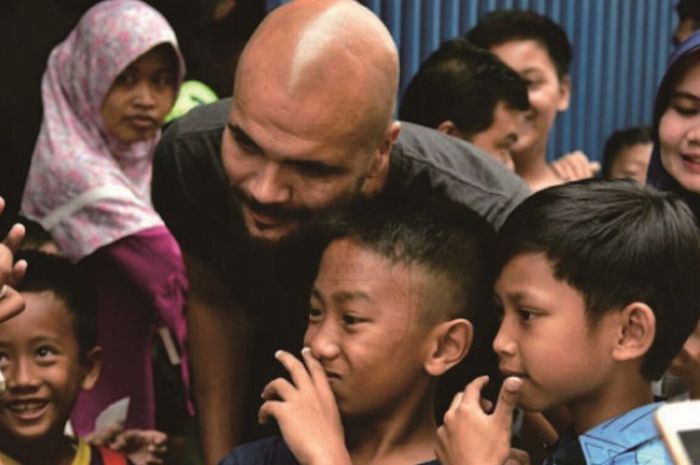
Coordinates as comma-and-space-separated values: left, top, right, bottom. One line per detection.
151, 98, 528, 441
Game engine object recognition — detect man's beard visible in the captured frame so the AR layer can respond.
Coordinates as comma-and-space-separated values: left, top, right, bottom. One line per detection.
227, 176, 368, 252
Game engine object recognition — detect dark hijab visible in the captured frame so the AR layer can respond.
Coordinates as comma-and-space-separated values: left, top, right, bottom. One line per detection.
648, 31, 700, 220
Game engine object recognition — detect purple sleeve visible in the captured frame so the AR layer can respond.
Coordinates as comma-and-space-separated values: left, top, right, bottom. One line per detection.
96, 225, 192, 414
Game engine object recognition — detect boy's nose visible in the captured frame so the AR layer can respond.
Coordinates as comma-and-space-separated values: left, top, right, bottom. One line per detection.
492, 319, 516, 357
6, 359, 40, 390
305, 325, 341, 362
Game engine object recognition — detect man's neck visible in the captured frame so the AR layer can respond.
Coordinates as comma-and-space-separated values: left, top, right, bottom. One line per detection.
344, 389, 437, 465
568, 371, 655, 434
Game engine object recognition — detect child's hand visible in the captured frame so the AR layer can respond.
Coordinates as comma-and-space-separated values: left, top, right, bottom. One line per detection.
669, 319, 700, 399
0, 198, 26, 323
436, 375, 523, 465
550, 151, 600, 182
86, 424, 167, 465
258, 348, 351, 465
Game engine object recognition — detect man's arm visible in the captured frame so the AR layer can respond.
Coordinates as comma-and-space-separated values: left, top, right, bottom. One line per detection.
184, 254, 252, 465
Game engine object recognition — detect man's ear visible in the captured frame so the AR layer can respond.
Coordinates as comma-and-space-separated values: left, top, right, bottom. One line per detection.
436, 120, 457, 135
557, 75, 571, 112
611, 302, 656, 363
80, 346, 102, 391
424, 318, 473, 376
361, 121, 400, 197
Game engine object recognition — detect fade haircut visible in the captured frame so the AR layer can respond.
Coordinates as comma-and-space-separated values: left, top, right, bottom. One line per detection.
399, 39, 529, 138
322, 192, 496, 323
15, 250, 97, 357
466, 10, 572, 80
601, 126, 652, 179
496, 179, 700, 380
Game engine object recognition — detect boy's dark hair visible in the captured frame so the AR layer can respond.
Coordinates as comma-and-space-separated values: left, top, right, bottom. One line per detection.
466, 10, 572, 80
399, 39, 529, 139
17, 216, 56, 251
15, 250, 97, 356
324, 192, 496, 323
601, 126, 653, 179
496, 179, 700, 380
677, 0, 700, 23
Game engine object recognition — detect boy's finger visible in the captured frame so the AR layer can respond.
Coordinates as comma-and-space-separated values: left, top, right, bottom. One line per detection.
11, 260, 27, 284
275, 350, 312, 390
493, 376, 522, 426
446, 391, 464, 413
258, 400, 283, 425
3, 224, 25, 253
0, 287, 25, 323
301, 347, 331, 393
462, 375, 489, 405
260, 377, 296, 401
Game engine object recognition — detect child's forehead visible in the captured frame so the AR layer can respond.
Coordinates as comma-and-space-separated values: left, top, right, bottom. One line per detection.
497, 252, 572, 294
0, 291, 75, 340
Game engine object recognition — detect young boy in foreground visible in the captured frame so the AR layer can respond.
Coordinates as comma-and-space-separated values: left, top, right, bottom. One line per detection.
0, 251, 133, 465
437, 179, 700, 465
219, 194, 499, 465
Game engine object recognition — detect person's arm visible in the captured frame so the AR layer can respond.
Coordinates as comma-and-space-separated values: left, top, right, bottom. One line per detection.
549, 151, 600, 182
184, 254, 252, 465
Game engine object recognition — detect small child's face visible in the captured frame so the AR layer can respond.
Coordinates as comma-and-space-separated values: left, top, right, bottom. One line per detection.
0, 291, 98, 443
493, 253, 618, 413
659, 54, 700, 194
101, 44, 177, 144
608, 142, 653, 184
304, 238, 435, 417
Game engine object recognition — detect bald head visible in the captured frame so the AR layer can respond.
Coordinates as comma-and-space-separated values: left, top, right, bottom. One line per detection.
234, 0, 399, 145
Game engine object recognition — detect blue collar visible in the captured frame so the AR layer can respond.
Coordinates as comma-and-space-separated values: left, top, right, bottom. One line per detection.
578, 403, 666, 463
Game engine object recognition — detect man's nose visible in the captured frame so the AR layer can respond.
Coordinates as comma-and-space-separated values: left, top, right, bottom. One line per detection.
247, 163, 291, 204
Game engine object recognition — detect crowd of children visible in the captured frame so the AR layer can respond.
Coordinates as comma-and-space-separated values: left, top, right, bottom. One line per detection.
2, 1, 700, 465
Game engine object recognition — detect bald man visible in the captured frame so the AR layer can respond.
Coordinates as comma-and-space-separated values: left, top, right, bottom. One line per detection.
152, 1, 528, 463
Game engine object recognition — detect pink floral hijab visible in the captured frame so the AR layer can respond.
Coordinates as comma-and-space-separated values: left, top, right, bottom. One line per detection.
21, 0, 185, 260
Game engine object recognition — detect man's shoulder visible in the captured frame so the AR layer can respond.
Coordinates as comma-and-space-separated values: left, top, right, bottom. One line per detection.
390, 122, 530, 228
218, 436, 299, 465
165, 98, 230, 139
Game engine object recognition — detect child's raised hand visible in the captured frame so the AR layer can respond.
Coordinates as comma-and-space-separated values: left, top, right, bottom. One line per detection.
0, 198, 26, 323
436, 375, 523, 465
258, 348, 351, 465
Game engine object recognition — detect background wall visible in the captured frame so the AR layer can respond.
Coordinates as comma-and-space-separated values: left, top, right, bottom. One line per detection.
266, 0, 676, 161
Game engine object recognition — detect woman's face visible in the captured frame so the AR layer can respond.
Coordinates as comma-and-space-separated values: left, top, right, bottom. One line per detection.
101, 44, 177, 143
659, 54, 700, 194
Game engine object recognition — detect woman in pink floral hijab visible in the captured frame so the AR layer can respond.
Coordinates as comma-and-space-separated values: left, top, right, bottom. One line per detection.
21, 0, 191, 434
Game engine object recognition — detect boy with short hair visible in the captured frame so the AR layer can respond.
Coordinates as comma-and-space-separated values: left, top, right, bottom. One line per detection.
437, 179, 700, 465
0, 251, 131, 465
219, 193, 500, 465
601, 126, 653, 184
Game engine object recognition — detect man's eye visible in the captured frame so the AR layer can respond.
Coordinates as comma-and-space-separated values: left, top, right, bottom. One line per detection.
517, 309, 537, 322
308, 307, 322, 321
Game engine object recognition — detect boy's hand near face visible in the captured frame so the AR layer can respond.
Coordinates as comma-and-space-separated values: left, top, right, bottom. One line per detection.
436, 376, 525, 465
0, 198, 27, 324
259, 348, 351, 465
86, 423, 168, 465
669, 319, 700, 399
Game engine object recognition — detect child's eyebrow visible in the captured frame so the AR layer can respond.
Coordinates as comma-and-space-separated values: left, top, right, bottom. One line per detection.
332, 290, 373, 305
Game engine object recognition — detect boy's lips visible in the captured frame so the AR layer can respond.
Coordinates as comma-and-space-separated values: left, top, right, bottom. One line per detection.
499, 367, 526, 378
5, 398, 50, 421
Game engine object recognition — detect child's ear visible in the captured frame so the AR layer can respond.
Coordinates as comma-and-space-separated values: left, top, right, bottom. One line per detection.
424, 318, 473, 376
611, 302, 656, 362
79, 347, 102, 391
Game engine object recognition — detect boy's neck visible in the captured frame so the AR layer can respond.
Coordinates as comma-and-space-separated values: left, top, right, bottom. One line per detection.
568, 370, 654, 434
513, 144, 561, 192
344, 384, 437, 465
0, 432, 74, 465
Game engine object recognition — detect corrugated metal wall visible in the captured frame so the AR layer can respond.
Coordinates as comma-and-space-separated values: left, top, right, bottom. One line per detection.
265, 0, 676, 161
